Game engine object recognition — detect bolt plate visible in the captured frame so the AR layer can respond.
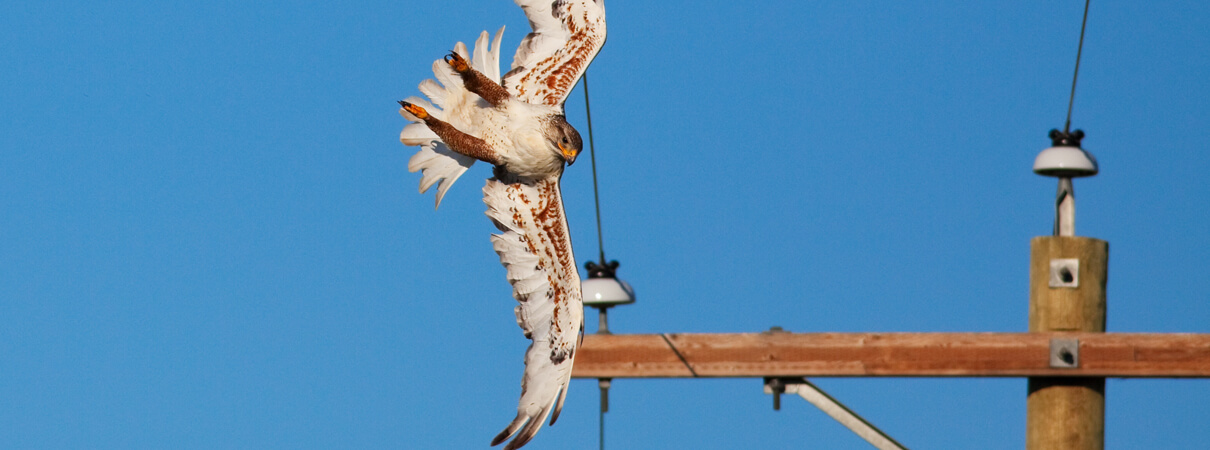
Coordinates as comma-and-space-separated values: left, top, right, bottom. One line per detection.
1049, 338, 1080, 368
1049, 258, 1080, 288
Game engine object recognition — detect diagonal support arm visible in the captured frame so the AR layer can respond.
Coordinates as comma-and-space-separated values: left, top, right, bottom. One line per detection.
765, 377, 908, 450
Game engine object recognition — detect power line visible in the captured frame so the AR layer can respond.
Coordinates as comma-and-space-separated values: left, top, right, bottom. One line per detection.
1064, 0, 1092, 133
582, 73, 606, 266
580, 71, 609, 450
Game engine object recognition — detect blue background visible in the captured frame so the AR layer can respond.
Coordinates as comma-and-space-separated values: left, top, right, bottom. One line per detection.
3, 1, 1208, 448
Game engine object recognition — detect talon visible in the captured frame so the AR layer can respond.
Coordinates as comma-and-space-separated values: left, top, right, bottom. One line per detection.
399, 100, 429, 120
444, 51, 470, 73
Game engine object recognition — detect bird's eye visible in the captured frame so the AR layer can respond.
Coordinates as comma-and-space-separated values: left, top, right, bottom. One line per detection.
561, 137, 569, 144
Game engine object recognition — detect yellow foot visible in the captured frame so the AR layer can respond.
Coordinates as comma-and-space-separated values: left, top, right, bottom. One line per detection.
398, 101, 429, 120
444, 52, 470, 73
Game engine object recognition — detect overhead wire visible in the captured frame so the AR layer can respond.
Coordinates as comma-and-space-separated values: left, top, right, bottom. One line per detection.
582, 73, 607, 266
1064, 0, 1092, 133
572, 5, 1104, 450
581, 71, 608, 450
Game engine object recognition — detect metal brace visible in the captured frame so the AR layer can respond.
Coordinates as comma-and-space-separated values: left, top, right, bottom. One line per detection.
763, 377, 908, 450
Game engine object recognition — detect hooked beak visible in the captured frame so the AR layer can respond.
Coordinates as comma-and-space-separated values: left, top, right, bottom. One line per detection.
558, 142, 579, 166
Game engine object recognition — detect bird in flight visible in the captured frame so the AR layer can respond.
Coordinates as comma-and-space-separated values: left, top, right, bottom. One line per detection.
397, 1, 606, 448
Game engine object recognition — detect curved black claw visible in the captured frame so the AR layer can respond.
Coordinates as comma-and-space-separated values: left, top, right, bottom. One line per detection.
398, 100, 429, 120
444, 51, 470, 73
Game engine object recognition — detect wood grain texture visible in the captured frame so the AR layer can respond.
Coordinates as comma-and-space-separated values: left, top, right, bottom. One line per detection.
1029, 236, 1108, 332
1027, 236, 1109, 450
571, 332, 1210, 378
1027, 377, 1104, 450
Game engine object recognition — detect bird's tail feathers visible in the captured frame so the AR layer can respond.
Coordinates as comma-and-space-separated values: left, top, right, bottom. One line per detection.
475, 26, 506, 82
402, 28, 505, 209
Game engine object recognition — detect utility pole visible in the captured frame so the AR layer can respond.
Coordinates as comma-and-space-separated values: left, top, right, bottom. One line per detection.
1027, 124, 1104, 449
1026, 236, 1107, 450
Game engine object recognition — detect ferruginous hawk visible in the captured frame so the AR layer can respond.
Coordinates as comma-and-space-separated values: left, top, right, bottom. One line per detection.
397, 1, 606, 448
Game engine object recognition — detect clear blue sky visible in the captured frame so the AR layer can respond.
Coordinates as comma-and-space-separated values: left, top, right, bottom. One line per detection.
3, 1, 1208, 448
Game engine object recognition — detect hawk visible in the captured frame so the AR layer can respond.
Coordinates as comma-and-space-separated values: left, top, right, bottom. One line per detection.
397, 1, 606, 448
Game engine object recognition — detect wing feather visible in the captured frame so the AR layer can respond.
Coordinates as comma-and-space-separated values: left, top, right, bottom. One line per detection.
483, 174, 583, 450
503, 0, 606, 106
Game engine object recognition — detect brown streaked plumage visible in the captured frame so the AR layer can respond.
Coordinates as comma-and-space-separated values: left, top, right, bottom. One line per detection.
504, 0, 607, 107
397, 1, 606, 449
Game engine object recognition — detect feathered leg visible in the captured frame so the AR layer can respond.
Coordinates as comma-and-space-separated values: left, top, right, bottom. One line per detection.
399, 101, 502, 166
445, 52, 510, 107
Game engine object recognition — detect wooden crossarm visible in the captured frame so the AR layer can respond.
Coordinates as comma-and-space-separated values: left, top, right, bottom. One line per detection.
571, 332, 1210, 378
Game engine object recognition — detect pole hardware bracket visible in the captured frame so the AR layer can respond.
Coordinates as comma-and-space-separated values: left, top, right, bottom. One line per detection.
1049, 338, 1080, 368
764, 377, 789, 410
762, 377, 908, 450
1049, 258, 1080, 288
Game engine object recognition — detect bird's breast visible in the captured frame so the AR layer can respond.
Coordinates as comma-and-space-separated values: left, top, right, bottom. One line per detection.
493, 101, 564, 179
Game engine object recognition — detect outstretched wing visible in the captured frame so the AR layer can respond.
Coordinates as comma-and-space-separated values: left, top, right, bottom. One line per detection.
401, 28, 505, 208
503, 0, 606, 107
483, 173, 583, 450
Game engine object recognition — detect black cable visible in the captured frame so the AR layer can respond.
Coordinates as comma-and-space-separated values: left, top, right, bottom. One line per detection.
582, 73, 606, 265
582, 71, 609, 450
661, 334, 700, 377
1064, 0, 1092, 133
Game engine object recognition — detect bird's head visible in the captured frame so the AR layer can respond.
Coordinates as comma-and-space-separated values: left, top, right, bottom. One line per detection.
545, 116, 583, 166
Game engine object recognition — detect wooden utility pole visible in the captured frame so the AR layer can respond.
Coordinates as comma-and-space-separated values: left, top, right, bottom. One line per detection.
1026, 236, 1108, 450
567, 235, 1210, 447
